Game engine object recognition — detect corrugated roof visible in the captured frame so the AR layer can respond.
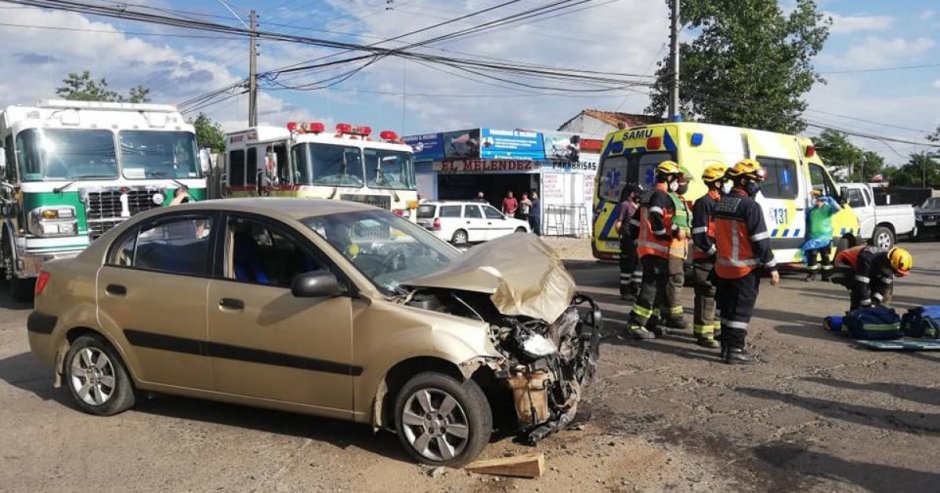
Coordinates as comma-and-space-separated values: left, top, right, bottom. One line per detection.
558, 109, 662, 131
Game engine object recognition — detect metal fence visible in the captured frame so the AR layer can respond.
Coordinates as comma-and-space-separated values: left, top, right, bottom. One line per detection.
544, 204, 589, 237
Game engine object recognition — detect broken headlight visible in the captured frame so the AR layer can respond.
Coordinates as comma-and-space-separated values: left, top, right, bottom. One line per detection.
519, 333, 558, 359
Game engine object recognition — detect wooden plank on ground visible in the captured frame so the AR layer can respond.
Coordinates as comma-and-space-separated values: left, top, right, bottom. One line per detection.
464, 452, 545, 478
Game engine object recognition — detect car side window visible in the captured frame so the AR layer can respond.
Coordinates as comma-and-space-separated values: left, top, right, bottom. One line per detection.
808, 163, 837, 198
483, 206, 504, 219
440, 205, 461, 218
108, 216, 214, 276
464, 205, 482, 219
846, 188, 865, 208
227, 216, 322, 288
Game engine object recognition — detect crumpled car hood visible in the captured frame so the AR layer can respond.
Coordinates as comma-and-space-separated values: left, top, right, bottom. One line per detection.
404, 234, 576, 323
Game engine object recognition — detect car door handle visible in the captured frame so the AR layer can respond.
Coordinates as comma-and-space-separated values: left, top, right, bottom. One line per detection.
219, 298, 245, 311
105, 284, 126, 296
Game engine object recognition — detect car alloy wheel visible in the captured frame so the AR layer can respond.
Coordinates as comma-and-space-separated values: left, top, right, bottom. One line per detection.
452, 230, 468, 245
401, 388, 470, 462
69, 347, 116, 406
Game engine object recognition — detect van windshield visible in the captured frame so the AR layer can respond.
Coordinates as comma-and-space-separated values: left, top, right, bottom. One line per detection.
597, 151, 675, 202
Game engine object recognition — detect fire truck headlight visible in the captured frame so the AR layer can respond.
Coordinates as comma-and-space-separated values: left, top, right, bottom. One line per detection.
29, 206, 78, 237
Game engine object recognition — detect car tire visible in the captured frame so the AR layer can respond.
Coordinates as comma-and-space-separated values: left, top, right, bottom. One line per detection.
514, 227, 527, 233
872, 226, 894, 250
451, 229, 469, 245
393, 372, 492, 467
64, 335, 136, 416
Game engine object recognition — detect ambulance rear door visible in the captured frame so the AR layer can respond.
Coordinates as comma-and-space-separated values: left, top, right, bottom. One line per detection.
746, 130, 805, 262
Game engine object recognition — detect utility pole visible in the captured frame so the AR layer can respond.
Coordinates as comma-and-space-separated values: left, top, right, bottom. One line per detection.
668, 0, 680, 120
248, 9, 258, 127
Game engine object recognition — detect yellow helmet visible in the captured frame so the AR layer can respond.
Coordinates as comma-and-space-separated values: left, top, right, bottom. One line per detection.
656, 161, 682, 176
727, 159, 767, 181
887, 247, 913, 276
701, 164, 728, 183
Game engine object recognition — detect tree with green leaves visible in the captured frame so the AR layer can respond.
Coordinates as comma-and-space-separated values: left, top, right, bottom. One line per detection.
55, 71, 151, 103
189, 113, 226, 153
812, 129, 886, 182
647, 0, 831, 134
887, 152, 939, 187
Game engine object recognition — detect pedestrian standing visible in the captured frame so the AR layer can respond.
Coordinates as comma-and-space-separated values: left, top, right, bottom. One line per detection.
713, 159, 780, 364
624, 161, 685, 340
473, 191, 487, 203
833, 245, 912, 310
659, 169, 693, 331
529, 191, 542, 235
690, 164, 728, 348
502, 191, 518, 217
615, 184, 641, 300
803, 190, 842, 281
519, 193, 532, 221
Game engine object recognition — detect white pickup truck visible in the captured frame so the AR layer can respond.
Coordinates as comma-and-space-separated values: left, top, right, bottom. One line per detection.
839, 183, 916, 250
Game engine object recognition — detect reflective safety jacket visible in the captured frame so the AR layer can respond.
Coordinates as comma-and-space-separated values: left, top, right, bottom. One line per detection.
630, 183, 675, 259
713, 189, 777, 279
834, 245, 895, 305
691, 190, 720, 262
668, 193, 691, 259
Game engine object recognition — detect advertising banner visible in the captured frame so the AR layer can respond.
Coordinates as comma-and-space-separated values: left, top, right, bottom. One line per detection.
402, 133, 445, 161
480, 128, 544, 160
442, 129, 481, 159
434, 159, 540, 174
542, 132, 580, 162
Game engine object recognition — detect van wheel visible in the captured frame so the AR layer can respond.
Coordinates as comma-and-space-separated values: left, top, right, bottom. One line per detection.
394, 372, 492, 467
64, 335, 136, 416
451, 229, 469, 245
872, 226, 894, 250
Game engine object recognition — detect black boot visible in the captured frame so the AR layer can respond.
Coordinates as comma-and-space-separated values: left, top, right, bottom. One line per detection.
723, 327, 754, 365
724, 347, 753, 364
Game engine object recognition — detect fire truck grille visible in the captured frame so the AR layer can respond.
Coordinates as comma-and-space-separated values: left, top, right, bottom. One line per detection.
85, 189, 162, 239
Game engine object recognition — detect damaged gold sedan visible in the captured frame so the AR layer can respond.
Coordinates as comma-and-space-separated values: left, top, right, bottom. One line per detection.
27, 198, 600, 466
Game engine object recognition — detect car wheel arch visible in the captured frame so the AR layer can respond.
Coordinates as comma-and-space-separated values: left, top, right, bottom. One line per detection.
373, 356, 471, 431
56, 326, 138, 388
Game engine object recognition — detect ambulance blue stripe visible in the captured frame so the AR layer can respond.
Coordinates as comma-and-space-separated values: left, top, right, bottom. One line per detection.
772, 229, 779, 237
783, 229, 790, 237
609, 141, 624, 155
600, 203, 622, 240
794, 228, 801, 237
663, 130, 677, 152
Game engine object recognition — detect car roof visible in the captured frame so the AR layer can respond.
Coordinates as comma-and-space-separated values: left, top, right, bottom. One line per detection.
162, 197, 376, 219
423, 201, 484, 205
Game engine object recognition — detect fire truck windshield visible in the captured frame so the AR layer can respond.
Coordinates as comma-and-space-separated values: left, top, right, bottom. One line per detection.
15, 128, 118, 182
294, 142, 365, 187
119, 131, 201, 180
364, 149, 415, 191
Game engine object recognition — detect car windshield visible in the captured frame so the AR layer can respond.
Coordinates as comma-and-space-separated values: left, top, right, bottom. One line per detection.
15, 128, 118, 181
295, 142, 365, 187
120, 131, 201, 180
364, 149, 416, 190
303, 209, 458, 294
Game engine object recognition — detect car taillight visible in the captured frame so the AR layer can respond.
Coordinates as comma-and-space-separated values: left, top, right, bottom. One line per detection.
35, 271, 51, 297
393, 209, 406, 217
433, 218, 441, 230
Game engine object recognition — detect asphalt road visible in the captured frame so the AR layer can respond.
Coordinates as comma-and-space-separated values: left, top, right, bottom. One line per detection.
1, 242, 939, 492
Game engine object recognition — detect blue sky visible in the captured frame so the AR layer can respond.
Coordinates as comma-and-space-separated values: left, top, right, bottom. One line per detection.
1, 0, 938, 165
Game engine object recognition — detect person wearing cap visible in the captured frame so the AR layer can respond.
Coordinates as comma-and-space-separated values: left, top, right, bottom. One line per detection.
690, 163, 729, 348
623, 161, 686, 340
712, 159, 780, 364
803, 190, 842, 281
833, 245, 912, 311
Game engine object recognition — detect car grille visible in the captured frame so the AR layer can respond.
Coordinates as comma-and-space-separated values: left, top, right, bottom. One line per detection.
84, 188, 163, 240
340, 194, 392, 210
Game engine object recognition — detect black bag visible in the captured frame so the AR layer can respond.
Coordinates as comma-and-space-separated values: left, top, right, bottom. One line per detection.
901, 306, 940, 339
843, 306, 902, 340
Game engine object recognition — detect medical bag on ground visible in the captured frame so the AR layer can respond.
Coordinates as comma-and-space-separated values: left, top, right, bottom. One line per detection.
823, 316, 843, 332
901, 305, 940, 339
842, 306, 902, 340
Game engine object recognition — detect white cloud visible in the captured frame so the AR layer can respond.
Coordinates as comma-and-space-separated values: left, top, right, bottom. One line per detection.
821, 36, 936, 69
826, 12, 893, 34
920, 11, 935, 21
933, 79, 940, 90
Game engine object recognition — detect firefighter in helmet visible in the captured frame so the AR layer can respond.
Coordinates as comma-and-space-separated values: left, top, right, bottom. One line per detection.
624, 161, 685, 340
712, 159, 780, 364
833, 245, 912, 311
690, 163, 728, 348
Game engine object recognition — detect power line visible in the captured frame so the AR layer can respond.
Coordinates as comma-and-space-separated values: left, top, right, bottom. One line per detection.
820, 62, 940, 75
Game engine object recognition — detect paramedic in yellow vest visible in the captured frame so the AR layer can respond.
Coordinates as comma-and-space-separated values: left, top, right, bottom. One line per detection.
713, 159, 780, 364
690, 164, 728, 348
660, 169, 693, 331
624, 161, 685, 340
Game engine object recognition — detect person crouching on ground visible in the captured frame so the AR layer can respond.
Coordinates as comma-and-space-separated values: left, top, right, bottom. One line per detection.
832, 245, 912, 310
803, 190, 842, 281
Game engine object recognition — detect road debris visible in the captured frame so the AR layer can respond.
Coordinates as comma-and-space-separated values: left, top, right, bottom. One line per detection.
464, 452, 545, 478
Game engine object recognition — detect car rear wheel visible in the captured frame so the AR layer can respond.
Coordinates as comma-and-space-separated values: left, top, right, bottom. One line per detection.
515, 227, 527, 233
451, 229, 469, 245
394, 372, 492, 467
872, 226, 894, 250
64, 335, 136, 416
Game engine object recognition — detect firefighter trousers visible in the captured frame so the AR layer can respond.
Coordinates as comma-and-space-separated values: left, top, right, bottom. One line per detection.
619, 235, 640, 296
692, 262, 717, 339
714, 269, 761, 350
629, 255, 670, 328
662, 257, 686, 320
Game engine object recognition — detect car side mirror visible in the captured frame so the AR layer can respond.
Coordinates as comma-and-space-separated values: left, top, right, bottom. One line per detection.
198, 148, 212, 174
291, 270, 344, 298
